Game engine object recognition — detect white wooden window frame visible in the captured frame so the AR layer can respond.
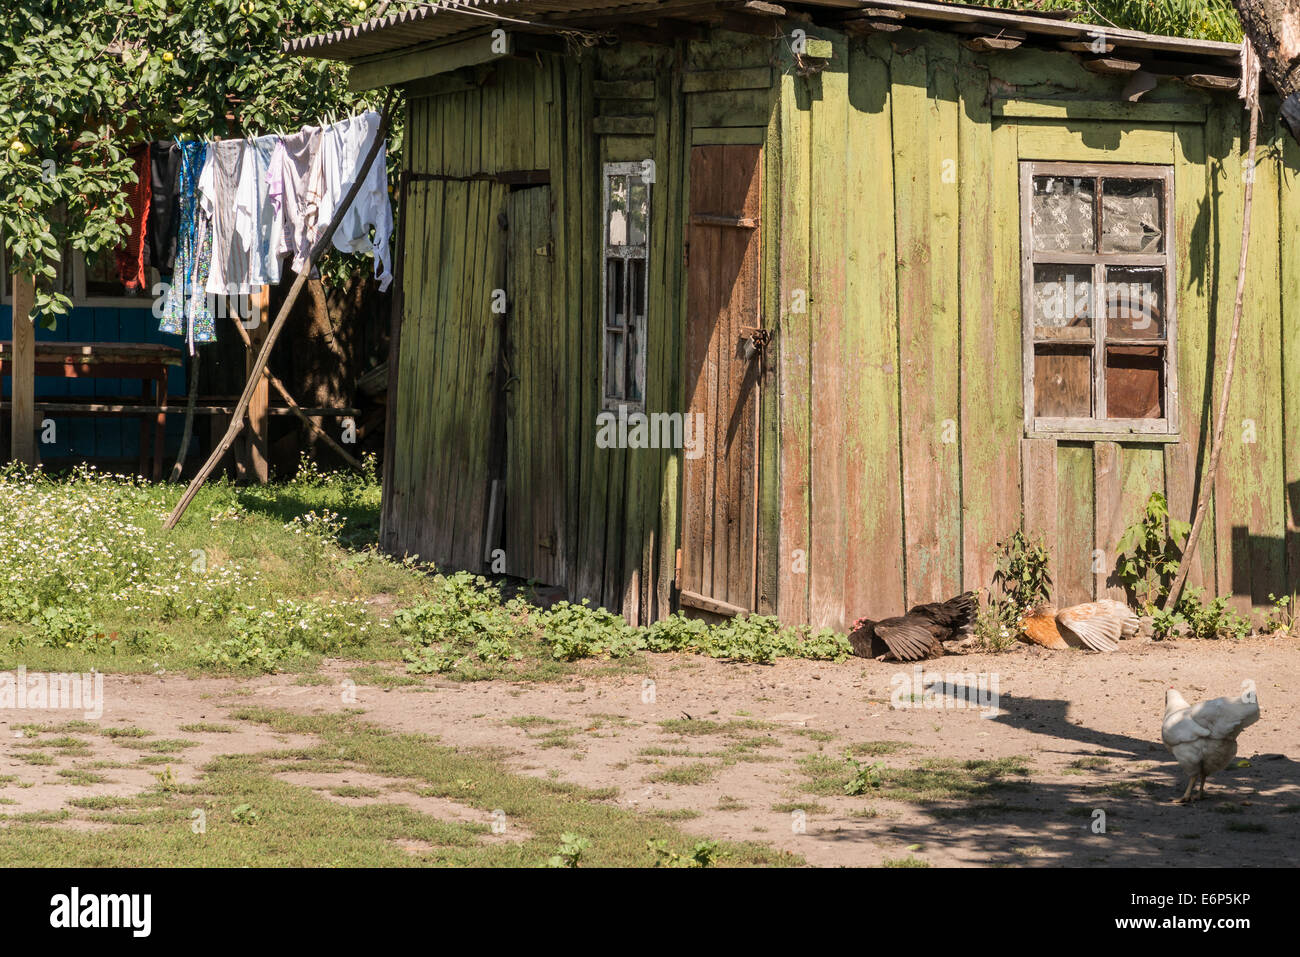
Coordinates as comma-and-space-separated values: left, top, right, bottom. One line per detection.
601, 161, 650, 412
1020, 161, 1179, 439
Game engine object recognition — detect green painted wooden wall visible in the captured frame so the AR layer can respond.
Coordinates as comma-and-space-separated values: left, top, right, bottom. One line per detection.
775, 26, 1300, 629
381, 22, 1300, 630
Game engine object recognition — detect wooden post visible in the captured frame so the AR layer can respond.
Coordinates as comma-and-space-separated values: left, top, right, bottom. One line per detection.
245, 286, 270, 482
10, 273, 36, 466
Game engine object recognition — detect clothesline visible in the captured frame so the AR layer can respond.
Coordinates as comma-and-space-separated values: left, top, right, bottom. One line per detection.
116, 111, 394, 353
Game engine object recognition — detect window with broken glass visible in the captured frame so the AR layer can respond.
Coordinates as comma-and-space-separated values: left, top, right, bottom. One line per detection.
602, 162, 649, 410
1020, 161, 1177, 437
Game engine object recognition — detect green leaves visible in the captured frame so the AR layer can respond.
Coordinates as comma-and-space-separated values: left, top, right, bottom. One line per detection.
0, 0, 381, 325
1114, 492, 1189, 610
991, 530, 1052, 625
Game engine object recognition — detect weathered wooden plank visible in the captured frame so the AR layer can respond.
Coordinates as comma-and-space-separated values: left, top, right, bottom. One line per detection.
1281, 127, 1300, 600
1093, 441, 1124, 600
894, 39, 962, 606
593, 115, 656, 136
774, 43, 811, 626
1165, 122, 1216, 594
756, 79, 782, 617
687, 89, 772, 129
993, 98, 1207, 124
808, 32, 849, 630
1016, 122, 1176, 164
959, 61, 1022, 599
1056, 442, 1094, 606
842, 40, 905, 624
692, 126, 768, 145
1021, 437, 1059, 585
682, 67, 773, 93
1210, 107, 1284, 614
594, 79, 655, 99
1240, 118, 1285, 609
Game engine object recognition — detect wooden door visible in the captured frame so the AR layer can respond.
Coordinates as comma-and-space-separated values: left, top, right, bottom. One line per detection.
680, 145, 763, 617
502, 185, 567, 586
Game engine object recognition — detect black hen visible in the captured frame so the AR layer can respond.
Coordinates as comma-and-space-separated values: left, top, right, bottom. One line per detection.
848, 592, 978, 662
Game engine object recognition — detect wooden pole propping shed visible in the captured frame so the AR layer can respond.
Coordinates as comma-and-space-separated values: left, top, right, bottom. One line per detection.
164, 90, 396, 530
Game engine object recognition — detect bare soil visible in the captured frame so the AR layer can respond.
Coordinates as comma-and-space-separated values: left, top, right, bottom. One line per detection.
2, 636, 1296, 866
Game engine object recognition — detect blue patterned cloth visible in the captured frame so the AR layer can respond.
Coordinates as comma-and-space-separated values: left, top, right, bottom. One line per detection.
160, 141, 215, 347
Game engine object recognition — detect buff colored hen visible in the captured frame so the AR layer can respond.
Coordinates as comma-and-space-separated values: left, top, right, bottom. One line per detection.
1019, 599, 1140, 651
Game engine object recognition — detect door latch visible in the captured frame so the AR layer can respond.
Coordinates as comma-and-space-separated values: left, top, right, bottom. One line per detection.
739, 326, 770, 360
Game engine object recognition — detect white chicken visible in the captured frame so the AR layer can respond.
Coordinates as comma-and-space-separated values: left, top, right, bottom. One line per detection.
1161, 687, 1260, 803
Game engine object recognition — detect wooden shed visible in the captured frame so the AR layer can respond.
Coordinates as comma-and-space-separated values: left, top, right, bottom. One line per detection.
291, 0, 1300, 627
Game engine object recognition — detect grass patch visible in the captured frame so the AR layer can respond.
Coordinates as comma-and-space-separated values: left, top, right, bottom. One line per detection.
55, 769, 109, 785
101, 727, 152, 739
645, 763, 719, 786
132, 739, 200, 753
847, 740, 913, 757
801, 754, 1033, 803
0, 708, 800, 867
178, 723, 236, 734
505, 716, 565, 730
657, 718, 775, 737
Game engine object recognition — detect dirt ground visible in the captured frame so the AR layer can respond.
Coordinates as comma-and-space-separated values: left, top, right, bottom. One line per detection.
2, 636, 1296, 866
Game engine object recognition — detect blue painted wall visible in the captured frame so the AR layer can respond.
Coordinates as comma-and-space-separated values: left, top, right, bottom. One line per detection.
1, 303, 189, 463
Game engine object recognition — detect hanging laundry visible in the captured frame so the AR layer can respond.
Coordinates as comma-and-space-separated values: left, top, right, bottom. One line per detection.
328, 111, 394, 292
144, 141, 182, 276
160, 141, 216, 348
200, 138, 252, 296
236, 134, 281, 286
268, 125, 323, 276
317, 115, 352, 235
114, 143, 152, 293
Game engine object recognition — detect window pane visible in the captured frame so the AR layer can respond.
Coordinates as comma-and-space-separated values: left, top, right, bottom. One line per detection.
628, 179, 649, 247
629, 258, 646, 322
1101, 178, 1164, 253
1034, 345, 1092, 419
1032, 175, 1095, 253
1032, 263, 1093, 340
1106, 345, 1164, 419
1105, 265, 1164, 338
605, 331, 625, 399
606, 258, 625, 327
626, 322, 641, 403
607, 174, 629, 246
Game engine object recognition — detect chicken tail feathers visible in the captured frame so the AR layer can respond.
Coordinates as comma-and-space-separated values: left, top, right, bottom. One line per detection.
908, 591, 979, 632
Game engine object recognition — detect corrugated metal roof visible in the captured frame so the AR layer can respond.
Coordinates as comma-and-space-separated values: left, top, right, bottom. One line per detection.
284, 0, 1242, 63
285, 1, 684, 60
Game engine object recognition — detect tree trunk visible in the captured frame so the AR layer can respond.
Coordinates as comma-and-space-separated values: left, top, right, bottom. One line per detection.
1234, 0, 1300, 136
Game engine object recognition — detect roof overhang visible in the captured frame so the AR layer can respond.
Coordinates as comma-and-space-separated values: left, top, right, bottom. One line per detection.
285, 0, 1248, 91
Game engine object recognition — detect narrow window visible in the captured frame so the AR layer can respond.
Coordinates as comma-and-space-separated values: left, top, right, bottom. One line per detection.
1020, 162, 1176, 436
602, 162, 650, 409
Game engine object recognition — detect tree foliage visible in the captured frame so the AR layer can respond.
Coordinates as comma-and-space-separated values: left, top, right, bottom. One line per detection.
983, 0, 1243, 42
0, 0, 382, 324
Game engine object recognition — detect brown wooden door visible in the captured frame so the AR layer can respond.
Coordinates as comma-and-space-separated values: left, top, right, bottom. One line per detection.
503, 185, 567, 587
680, 145, 763, 617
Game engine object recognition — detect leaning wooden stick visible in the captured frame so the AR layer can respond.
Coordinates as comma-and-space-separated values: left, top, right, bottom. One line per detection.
1164, 93, 1259, 611
165, 91, 396, 529
225, 310, 365, 474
